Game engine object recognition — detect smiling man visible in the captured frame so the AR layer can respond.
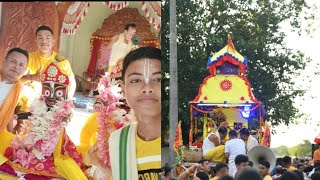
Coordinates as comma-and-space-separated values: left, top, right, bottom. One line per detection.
0, 48, 30, 133
22, 25, 76, 98
109, 47, 161, 180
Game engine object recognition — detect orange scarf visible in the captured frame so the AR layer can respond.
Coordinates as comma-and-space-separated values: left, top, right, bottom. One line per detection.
0, 81, 22, 132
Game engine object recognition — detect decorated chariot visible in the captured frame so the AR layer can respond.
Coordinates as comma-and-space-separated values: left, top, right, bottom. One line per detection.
174, 35, 271, 173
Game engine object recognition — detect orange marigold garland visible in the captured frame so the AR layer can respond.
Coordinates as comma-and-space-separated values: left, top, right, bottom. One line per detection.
174, 121, 184, 175
174, 121, 183, 153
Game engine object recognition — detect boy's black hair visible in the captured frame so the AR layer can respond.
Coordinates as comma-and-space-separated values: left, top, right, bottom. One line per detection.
198, 159, 208, 165
275, 166, 283, 174
283, 156, 292, 165
297, 164, 305, 169
194, 132, 203, 140
235, 154, 249, 165
218, 127, 228, 135
162, 165, 172, 176
5, 47, 29, 62
239, 128, 250, 136
125, 23, 136, 30
195, 171, 209, 180
121, 47, 161, 82
259, 160, 270, 169
229, 130, 237, 137
235, 168, 262, 180
292, 170, 304, 180
280, 171, 300, 180
218, 175, 234, 180
36, 25, 54, 36
215, 162, 228, 172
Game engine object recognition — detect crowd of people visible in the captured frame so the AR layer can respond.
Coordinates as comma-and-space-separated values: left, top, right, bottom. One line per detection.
161, 120, 320, 180
161, 156, 320, 180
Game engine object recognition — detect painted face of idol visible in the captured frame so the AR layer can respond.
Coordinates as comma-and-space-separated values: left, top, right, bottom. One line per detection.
42, 81, 67, 108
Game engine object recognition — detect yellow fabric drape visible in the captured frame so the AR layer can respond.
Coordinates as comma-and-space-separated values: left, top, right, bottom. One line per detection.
203, 145, 226, 163
0, 81, 22, 133
77, 112, 98, 160
0, 172, 18, 180
54, 129, 87, 180
0, 130, 15, 165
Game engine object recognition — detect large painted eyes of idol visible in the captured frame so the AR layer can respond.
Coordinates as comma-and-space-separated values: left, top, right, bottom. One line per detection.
55, 89, 64, 98
54, 84, 67, 100
54, 86, 67, 100
42, 85, 52, 98
44, 89, 51, 97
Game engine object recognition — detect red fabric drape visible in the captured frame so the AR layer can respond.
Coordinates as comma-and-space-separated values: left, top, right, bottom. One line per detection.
86, 39, 101, 77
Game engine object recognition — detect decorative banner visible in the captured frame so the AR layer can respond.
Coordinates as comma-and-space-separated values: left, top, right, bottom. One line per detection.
141, 1, 161, 31
61, 2, 90, 35
104, 1, 129, 10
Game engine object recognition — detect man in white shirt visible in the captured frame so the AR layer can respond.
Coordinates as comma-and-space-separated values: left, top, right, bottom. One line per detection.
0, 47, 35, 132
202, 127, 228, 162
225, 130, 246, 177
239, 128, 259, 153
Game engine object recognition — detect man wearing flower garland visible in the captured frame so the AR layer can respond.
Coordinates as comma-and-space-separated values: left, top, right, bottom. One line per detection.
109, 47, 161, 179
21, 25, 76, 98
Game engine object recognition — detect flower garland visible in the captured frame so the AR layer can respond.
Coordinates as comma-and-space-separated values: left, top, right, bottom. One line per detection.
173, 121, 184, 171
95, 72, 134, 167
5, 97, 74, 167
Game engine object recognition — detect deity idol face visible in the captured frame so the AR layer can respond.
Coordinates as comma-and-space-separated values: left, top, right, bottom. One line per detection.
42, 81, 68, 107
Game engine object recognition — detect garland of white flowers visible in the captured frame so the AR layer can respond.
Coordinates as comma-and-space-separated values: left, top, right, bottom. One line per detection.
7, 97, 74, 167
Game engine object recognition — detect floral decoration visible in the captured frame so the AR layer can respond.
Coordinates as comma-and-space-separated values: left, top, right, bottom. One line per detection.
220, 79, 232, 91
6, 97, 74, 167
96, 72, 134, 167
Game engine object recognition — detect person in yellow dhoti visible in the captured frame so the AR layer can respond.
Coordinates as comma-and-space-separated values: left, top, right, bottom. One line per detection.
106, 23, 137, 72
21, 25, 76, 98
202, 127, 228, 163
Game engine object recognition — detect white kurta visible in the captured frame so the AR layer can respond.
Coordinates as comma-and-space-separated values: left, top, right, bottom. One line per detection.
202, 131, 220, 156
225, 138, 246, 177
0, 82, 14, 106
247, 135, 259, 153
0, 81, 37, 107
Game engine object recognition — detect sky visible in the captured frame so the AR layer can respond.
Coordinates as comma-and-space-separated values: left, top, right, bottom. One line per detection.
270, 0, 320, 148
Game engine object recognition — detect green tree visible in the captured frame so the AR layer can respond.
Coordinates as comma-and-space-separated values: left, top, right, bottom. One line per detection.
296, 139, 312, 157
162, 0, 316, 144
272, 145, 290, 156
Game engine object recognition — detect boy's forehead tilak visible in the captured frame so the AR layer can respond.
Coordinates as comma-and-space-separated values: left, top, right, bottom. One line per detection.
138, 58, 155, 84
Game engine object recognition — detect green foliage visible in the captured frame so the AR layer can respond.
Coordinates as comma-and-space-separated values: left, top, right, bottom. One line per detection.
272, 145, 290, 157
162, 0, 316, 144
271, 140, 312, 157
296, 139, 312, 157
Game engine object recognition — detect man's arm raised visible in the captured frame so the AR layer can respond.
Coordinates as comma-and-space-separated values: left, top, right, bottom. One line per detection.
20, 68, 41, 83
